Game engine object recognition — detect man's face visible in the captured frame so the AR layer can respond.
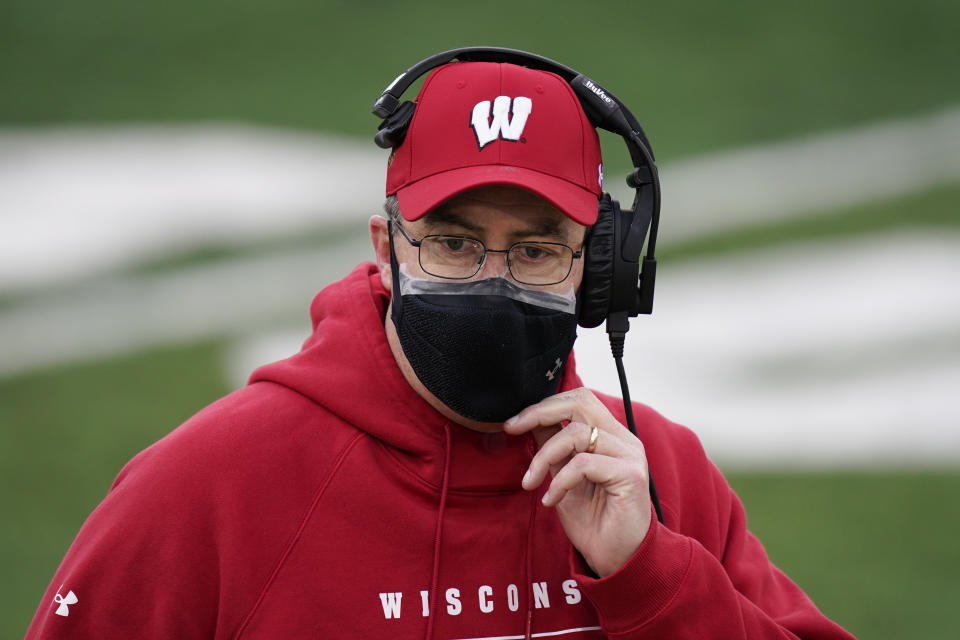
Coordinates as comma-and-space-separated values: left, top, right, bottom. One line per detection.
370, 184, 589, 432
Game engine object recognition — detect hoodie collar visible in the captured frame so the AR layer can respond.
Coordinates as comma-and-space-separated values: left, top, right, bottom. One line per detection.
250, 263, 585, 493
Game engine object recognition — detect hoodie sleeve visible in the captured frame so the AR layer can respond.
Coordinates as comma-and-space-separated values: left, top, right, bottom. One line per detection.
24, 443, 223, 640
24, 384, 340, 640
570, 426, 855, 639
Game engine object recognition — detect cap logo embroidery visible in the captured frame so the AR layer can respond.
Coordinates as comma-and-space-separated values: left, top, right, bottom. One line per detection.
470, 96, 532, 150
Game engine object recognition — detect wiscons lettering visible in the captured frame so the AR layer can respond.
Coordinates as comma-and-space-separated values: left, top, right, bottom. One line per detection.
379, 580, 582, 619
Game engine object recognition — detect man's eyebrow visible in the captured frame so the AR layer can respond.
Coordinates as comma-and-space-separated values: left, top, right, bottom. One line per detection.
422, 207, 483, 234
519, 218, 567, 240
424, 206, 574, 242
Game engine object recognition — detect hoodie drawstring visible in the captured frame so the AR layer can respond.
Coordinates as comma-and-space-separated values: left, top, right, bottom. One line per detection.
523, 436, 539, 640
425, 423, 452, 640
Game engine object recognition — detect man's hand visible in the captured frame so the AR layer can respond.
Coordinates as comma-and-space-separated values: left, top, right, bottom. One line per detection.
504, 388, 653, 577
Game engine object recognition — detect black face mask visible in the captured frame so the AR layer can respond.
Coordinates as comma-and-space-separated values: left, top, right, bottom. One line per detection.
389, 234, 578, 423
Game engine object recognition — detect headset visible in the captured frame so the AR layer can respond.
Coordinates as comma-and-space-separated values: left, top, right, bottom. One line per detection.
372, 46, 661, 331
372, 47, 664, 523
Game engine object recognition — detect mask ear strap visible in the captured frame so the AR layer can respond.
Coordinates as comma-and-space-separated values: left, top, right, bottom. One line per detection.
387, 220, 405, 309
387, 220, 398, 275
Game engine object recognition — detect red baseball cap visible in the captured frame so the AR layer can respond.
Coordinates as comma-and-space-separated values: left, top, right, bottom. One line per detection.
385, 61, 603, 225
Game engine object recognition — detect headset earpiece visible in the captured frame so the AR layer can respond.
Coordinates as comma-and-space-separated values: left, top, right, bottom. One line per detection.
578, 194, 646, 328
374, 100, 417, 149
578, 195, 617, 328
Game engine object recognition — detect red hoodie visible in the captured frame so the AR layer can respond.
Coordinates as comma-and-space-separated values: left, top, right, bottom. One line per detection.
26, 263, 854, 639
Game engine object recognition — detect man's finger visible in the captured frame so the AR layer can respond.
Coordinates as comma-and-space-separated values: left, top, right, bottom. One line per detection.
523, 422, 631, 491
505, 388, 597, 432
540, 453, 636, 507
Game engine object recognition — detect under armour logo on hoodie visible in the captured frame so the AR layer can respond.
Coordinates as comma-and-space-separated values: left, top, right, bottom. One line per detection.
470, 96, 532, 149
54, 586, 78, 617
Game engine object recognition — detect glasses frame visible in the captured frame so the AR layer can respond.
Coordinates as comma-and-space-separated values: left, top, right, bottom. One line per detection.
391, 219, 583, 286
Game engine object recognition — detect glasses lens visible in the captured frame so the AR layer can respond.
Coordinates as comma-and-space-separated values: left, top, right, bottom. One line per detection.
508, 243, 574, 285
420, 236, 485, 279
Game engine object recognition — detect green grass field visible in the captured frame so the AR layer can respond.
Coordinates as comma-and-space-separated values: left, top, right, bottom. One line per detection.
3, 0, 959, 164
2, 0, 959, 637
728, 471, 960, 639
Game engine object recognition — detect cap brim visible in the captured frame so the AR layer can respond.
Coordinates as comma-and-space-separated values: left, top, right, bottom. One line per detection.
395, 165, 599, 226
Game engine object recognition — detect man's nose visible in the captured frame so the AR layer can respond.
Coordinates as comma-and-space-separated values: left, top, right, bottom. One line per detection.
476, 249, 510, 279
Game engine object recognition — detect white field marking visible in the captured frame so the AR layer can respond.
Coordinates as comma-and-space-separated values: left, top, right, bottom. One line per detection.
575, 232, 960, 469
1, 114, 958, 466
633, 107, 960, 242
225, 232, 960, 468
0, 232, 373, 377
0, 124, 386, 293
1, 106, 959, 293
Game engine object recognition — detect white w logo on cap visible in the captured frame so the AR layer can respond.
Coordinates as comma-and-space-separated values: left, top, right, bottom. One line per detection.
470, 96, 532, 149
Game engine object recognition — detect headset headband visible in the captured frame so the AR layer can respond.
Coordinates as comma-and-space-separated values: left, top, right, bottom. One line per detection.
372, 46, 661, 315
373, 47, 656, 167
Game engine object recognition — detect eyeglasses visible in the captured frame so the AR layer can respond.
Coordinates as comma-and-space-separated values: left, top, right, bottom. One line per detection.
392, 220, 583, 286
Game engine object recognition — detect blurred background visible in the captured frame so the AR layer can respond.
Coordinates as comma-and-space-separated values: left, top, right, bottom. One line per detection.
2, 1, 958, 637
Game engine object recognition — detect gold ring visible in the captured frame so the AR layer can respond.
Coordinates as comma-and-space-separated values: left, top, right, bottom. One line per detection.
585, 425, 599, 454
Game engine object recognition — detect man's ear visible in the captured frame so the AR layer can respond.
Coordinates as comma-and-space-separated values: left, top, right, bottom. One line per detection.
369, 215, 393, 292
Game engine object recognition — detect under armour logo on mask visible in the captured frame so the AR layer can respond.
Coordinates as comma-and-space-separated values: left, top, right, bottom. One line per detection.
545, 358, 563, 381
54, 587, 78, 617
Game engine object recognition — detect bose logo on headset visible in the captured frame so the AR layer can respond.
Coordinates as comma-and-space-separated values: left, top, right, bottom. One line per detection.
470, 96, 532, 149
582, 79, 614, 107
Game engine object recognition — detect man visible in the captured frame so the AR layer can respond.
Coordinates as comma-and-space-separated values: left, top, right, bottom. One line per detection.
27, 54, 855, 638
